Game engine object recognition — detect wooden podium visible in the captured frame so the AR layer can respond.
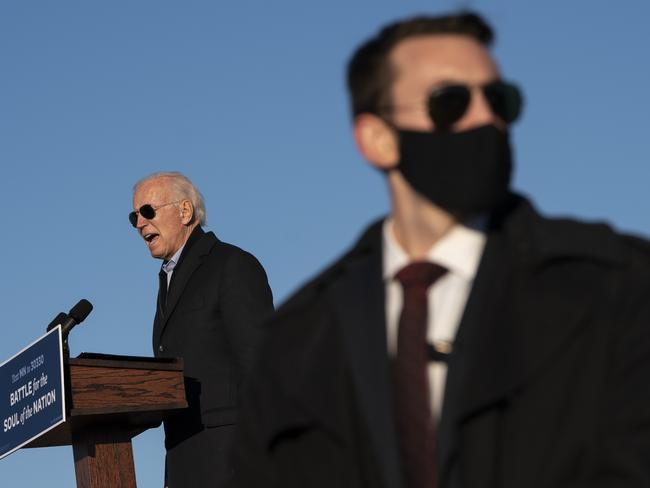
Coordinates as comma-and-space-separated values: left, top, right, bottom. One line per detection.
25, 353, 187, 488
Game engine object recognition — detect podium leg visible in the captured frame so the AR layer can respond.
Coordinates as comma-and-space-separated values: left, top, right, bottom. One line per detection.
72, 428, 137, 488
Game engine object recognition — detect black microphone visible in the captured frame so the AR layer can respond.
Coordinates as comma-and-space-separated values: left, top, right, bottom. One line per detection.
60, 299, 94, 337
46, 312, 69, 332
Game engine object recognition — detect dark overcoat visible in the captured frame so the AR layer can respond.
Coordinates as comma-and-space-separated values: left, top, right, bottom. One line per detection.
232, 196, 650, 488
154, 226, 274, 487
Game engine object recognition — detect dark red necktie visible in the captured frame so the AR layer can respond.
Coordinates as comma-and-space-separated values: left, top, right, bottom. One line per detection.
393, 261, 448, 488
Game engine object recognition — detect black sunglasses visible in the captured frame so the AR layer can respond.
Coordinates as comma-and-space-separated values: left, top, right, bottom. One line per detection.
426, 80, 523, 131
129, 201, 180, 227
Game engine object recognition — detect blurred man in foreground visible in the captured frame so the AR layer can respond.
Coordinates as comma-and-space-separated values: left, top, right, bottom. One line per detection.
232, 12, 650, 488
131, 171, 273, 487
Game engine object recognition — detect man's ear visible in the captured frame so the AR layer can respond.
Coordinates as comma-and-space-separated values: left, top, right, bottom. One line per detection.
353, 113, 399, 170
179, 199, 194, 225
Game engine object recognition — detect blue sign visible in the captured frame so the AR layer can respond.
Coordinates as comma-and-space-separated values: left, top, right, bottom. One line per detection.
0, 326, 66, 459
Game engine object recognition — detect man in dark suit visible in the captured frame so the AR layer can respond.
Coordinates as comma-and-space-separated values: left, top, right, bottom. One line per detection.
131, 171, 273, 487
231, 12, 650, 488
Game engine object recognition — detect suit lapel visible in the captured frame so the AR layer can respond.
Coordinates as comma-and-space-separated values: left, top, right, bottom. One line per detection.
437, 229, 512, 484
330, 223, 405, 488
153, 228, 218, 346
438, 201, 592, 486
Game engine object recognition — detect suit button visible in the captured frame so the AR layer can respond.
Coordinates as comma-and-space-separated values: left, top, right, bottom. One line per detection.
158, 345, 164, 353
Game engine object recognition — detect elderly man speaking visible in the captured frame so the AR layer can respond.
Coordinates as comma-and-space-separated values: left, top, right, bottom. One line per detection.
130, 171, 273, 487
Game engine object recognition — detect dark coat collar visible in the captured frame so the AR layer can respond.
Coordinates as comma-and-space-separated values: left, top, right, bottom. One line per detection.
154, 227, 219, 345
328, 238, 403, 488
286, 193, 629, 294
169, 225, 205, 272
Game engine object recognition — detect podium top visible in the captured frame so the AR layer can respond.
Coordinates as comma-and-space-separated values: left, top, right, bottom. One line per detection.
25, 353, 187, 448
73, 353, 183, 371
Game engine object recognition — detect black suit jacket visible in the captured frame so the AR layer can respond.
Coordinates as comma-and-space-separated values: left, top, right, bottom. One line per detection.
153, 226, 273, 485
232, 195, 650, 488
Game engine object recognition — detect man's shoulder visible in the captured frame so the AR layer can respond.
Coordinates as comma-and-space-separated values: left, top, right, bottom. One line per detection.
502, 195, 650, 270
201, 231, 266, 267
253, 222, 384, 384
180, 231, 270, 291
270, 218, 384, 326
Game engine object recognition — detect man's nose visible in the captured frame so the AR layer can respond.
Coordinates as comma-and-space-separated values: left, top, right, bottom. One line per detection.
455, 87, 504, 131
136, 213, 147, 229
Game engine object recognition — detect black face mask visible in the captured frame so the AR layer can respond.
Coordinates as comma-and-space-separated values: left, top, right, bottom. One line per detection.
393, 124, 512, 216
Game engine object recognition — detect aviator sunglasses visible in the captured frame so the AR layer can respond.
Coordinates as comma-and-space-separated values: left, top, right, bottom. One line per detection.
390, 80, 523, 131
129, 200, 180, 227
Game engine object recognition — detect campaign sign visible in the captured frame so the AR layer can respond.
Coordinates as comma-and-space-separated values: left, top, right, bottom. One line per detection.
0, 326, 66, 459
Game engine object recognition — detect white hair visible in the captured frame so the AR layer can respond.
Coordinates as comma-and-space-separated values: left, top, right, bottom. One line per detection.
134, 171, 207, 226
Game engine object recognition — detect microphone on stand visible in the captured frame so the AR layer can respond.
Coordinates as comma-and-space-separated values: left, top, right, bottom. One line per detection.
47, 299, 93, 357
46, 312, 69, 332
60, 299, 94, 338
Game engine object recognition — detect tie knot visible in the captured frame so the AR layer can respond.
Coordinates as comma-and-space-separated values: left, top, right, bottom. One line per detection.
395, 261, 447, 289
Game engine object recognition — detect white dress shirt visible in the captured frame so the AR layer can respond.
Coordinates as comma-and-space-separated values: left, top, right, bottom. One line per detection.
383, 218, 486, 421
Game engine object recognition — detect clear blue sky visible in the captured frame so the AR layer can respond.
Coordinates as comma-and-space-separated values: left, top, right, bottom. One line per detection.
2, 1, 650, 485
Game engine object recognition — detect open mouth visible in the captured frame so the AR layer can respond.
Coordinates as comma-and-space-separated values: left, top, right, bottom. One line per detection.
143, 233, 159, 245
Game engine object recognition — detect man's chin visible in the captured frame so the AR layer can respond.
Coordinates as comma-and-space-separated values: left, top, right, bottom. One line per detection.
148, 247, 165, 260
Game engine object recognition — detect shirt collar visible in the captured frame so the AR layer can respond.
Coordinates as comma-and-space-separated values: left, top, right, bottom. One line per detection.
162, 243, 185, 274
382, 217, 487, 282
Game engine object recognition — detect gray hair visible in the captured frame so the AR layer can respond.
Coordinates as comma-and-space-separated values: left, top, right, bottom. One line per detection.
134, 171, 207, 226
